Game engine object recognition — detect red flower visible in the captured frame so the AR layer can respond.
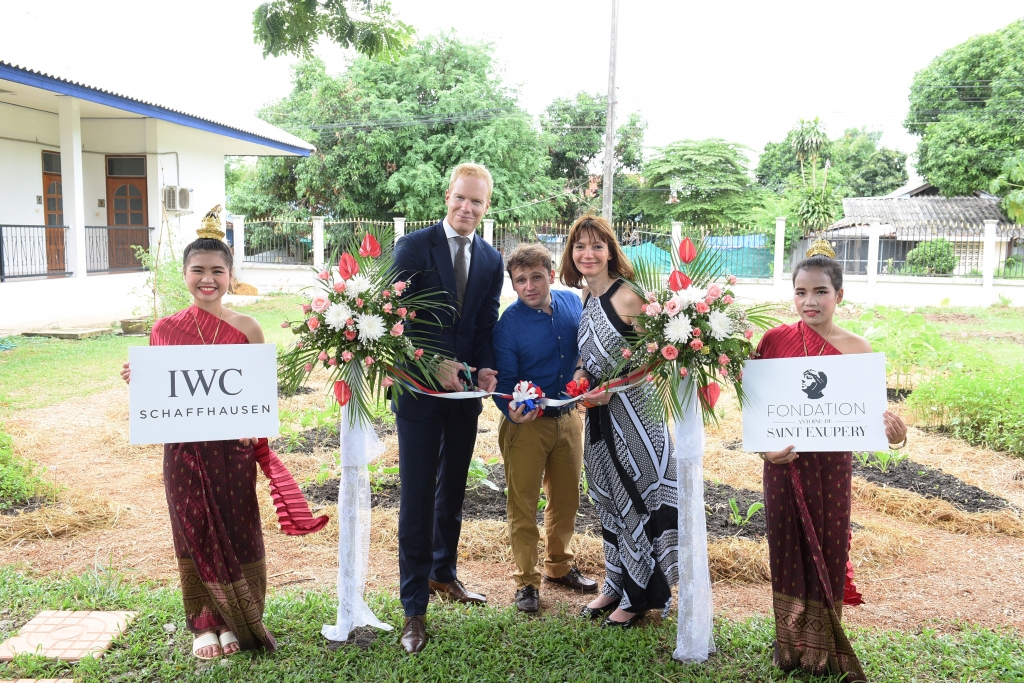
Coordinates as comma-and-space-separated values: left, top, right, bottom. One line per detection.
661, 344, 679, 360
678, 237, 697, 264
359, 233, 382, 258
334, 380, 352, 407
344, 330, 357, 341
338, 252, 359, 279
699, 383, 721, 409
668, 269, 691, 292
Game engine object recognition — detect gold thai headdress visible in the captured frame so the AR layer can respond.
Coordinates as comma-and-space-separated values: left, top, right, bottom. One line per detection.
805, 237, 836, 259
196, 204, 225, 240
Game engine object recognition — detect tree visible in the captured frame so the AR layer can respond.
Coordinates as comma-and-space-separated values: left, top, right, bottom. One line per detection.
990, 150, 1024, 223
755, 135, 801, 194
634, 139, 764, 226
229, 37, 560, 222
253, 0, 413, 59
845, 148, 908, 197
905, 19, 1024, 196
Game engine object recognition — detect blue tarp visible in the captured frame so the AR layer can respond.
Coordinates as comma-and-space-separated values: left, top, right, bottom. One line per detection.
705, 234, 767, 249
622, 242, 672, 272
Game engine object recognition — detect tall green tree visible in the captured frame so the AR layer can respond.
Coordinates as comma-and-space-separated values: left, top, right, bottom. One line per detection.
905, 18, 1024, 196
229, 37, 560, 222
253, 0, 413, 59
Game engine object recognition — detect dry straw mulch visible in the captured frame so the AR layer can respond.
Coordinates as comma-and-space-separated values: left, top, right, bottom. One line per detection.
0, 489, 121, 545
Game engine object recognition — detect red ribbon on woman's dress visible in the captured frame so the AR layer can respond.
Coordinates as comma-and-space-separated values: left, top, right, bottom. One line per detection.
252, 439, 329, 535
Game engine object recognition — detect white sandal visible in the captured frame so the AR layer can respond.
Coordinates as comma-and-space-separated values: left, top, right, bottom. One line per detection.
218, 630, 240, 655
192, 632, 222, 660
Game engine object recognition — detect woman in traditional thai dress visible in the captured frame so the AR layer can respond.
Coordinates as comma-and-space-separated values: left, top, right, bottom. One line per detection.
560, 215, 679, 628
121, 208, 325, 659
758, 240, 908, 682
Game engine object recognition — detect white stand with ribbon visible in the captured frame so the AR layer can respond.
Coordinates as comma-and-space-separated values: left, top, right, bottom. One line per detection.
672, 379, 716, 662
321, 405, 393, 641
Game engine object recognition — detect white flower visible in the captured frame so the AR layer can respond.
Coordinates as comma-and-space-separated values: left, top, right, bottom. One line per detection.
344, 274, 371, 300
355, 313, 386, 342
671, 287, 706, 311
664, 314, 693, 344
323, 302, 353, 331
708, 310, 733, 340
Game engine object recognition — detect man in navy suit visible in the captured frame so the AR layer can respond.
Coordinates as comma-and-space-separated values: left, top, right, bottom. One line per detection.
392, 163, 504, 654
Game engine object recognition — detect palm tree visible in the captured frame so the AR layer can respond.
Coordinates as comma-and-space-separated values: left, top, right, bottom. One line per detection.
791, 117, 828, 188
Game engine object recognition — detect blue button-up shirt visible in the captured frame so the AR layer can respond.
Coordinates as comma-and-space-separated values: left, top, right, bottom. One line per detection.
492, 289, 583, 419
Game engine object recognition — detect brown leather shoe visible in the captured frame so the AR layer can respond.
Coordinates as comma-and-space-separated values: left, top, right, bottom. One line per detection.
514, 586, 539, 613
428, 578, 487, 605
544, 567, 598, 592
400, 615, 426, 654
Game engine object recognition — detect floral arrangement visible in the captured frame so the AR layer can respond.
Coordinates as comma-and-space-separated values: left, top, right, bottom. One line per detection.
614, 235, 777, 422
278, 228, 448, 424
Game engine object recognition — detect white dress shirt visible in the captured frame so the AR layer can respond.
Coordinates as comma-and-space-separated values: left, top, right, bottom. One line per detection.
442, 218, 473, 274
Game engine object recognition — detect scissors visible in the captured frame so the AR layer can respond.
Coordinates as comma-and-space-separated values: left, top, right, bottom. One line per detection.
458, 361, 475, 391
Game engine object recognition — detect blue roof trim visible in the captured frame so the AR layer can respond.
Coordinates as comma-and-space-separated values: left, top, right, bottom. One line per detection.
0, 63, 311, 157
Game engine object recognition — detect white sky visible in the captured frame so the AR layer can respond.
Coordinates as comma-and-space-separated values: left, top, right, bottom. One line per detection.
4, 0, 1023, 178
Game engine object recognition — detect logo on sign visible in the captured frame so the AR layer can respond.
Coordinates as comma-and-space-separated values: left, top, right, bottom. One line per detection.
801, 369, 827, 400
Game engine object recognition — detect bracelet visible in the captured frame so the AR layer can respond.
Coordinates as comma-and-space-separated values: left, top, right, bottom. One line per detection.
574, 365, 583, 373
888, 435, 907, 450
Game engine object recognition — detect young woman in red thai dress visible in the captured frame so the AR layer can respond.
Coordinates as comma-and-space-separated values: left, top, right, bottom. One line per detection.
758, 240, 908, 682
121, 209, 325, 659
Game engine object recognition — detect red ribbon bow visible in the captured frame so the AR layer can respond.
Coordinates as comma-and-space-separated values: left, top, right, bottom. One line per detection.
565, 377, 590, 397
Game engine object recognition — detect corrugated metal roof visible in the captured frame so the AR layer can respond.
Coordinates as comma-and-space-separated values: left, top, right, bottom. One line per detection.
830, 196, 1015, 230
0, 60, 314, 156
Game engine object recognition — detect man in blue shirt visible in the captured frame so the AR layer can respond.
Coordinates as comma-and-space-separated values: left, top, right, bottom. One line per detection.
493, 244, 597, 613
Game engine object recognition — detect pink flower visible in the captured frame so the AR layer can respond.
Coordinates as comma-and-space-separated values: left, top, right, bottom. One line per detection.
646, 291, 658, 303
679, 367, 689, 378
737, 370, 743, 380
661, 344, 679, 360
382, 376, 394, 388
318, 351, 329, 361
722, 295, 734, 305
707, 284, 723, 300
364, 356, 374, 368
344, 330, 357, 341
409, 311, 417, 319
646, 375, 655, 383
342, 351, 354, 362
304, 363, 313, 372
646, 342, 659, 353
302, 304, 311, 314
664, 299, 681, 317
718, 354, 729, 365
296, 342, 304, 349
692, 327, 702, 337
333, 282, 346, 293
690, 339, 704, 351
328, 357, 338, 366
744, 328, 754, 340
280, 321, 290, 328
318, 270, 330, 280
307, 316, 320, 330
414, 348, 424, 359
728, 275, 737, 286
311, 293, 330, 313
383, 290, 391, 299
356, 298, 364, 307
394, 281, 407, 294
704, 295, 715, 306
390, 323, 404, 336
646, 302, 662, 316
622, 348, 633, 359
719, 367, 729, 377
695, 301, 710, 314
346, 318, 354, 327
383, 302, 393, 313
397, 307, 408, 318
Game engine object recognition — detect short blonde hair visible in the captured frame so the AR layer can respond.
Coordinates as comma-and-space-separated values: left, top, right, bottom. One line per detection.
448, 163, 493, 199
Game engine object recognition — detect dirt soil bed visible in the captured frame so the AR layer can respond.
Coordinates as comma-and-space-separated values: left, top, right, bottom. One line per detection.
0, 496, 47, 516
852, 458, 1012, 513
704, 482, 766, 540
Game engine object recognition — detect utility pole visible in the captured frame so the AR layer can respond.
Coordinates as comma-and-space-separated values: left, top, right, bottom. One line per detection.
601, 0, 619, 222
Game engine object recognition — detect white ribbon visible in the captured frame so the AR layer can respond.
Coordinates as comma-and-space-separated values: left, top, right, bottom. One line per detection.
672, 378, 716, 662
321, 404, 393, 642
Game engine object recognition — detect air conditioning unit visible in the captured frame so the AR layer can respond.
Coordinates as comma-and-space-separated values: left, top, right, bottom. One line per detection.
163, 185, 191, 212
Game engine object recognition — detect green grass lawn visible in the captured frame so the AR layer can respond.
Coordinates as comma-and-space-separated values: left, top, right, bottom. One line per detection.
0, 568, 1020, 683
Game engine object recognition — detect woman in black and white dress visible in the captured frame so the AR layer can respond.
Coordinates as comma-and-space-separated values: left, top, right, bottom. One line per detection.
561, 215, 679, 628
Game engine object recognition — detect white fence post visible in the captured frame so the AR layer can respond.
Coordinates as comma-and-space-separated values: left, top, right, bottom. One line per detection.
983, 219, 997, 304
773, 217, 786, 293
866, 218, 881, 307
312, 216, 325, 270
393, 217, 406, 245
670, 221, 682, 260
483, 218, 494, 246
234, 215, 246, 282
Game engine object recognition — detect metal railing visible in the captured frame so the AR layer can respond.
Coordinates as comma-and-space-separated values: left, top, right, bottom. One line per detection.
996, 227, 1024, 279
695, 225, 773, 279
85, 226, 153, 273
244, 219, 313, 265
0, 225, 70, 281
325, 219, 392, 259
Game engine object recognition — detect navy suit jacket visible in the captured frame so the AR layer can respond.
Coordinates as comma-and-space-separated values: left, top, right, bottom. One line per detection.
392, 221, 504, 421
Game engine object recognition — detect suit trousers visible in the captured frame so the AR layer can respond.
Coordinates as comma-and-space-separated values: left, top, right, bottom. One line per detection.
498, 410, 584, 589
396, 399, 479, 616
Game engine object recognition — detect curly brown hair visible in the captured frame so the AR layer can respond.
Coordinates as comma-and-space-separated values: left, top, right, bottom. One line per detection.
558, 215, 634, 289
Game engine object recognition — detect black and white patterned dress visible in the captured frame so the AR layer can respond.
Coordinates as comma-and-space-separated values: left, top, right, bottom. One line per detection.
579, 280, 679, 612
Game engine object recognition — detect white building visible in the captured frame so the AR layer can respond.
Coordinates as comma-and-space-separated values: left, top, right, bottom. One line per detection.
0, 60, 313, 331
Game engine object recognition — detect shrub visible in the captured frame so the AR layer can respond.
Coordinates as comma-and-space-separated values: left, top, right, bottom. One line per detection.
904, 238, 957, 275
839, 307, 952, 391
909, 363, 1024, 458
0, 427, 47, 509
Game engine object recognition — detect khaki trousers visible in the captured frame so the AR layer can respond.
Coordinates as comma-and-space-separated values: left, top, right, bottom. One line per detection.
498, 410, 584, 589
